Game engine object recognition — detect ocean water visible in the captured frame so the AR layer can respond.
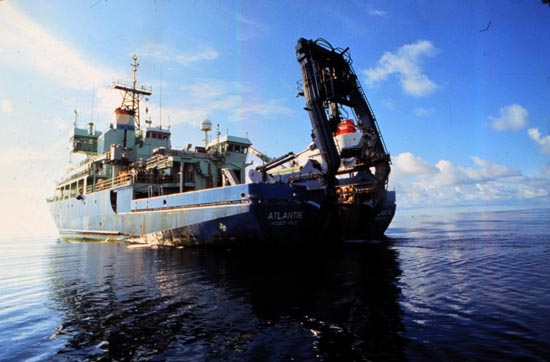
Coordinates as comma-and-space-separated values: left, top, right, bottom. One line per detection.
0, 208, 548, 361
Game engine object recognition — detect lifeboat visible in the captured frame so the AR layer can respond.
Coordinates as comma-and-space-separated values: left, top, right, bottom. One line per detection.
336, 119, 356, 135
335, 119, 361, 155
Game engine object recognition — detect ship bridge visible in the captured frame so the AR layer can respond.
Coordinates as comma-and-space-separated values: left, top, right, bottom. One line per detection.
207, 135, 251, 154
134, 126, 171, 160
144, 126, 171, 141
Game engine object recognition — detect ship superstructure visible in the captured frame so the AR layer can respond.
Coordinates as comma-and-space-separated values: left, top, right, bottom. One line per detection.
52, 57, 251, 203
47, 39, 395, 246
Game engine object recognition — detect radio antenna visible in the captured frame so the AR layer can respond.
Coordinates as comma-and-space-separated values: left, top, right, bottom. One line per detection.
90, 85, 95, 122
159, 66, 163, 129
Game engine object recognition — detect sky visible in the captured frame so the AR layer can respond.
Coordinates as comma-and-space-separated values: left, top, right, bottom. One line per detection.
1, 0, 549, 236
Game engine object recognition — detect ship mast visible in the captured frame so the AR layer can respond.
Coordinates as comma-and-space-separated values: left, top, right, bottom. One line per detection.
112, 55, 152, 130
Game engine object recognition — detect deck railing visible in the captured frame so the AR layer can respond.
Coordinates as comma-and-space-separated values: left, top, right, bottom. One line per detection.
85, 173, 179, 194
86, 173, 133, 193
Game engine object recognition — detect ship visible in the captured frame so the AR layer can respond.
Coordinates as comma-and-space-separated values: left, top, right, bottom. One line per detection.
47, 38, 396, 246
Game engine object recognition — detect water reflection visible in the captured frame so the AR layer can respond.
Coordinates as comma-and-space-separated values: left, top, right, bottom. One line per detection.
48, 240, 405, 361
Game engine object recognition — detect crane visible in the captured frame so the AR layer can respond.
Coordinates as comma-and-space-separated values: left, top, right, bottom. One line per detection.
295, 38, 391, 187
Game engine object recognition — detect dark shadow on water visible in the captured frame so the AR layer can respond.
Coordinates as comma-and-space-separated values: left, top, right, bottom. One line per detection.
47, 239, 405, 361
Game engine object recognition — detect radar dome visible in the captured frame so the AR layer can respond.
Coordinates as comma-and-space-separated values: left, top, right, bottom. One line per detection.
200, 119, 212, 132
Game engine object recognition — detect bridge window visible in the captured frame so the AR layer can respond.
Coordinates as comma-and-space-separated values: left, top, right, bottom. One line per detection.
227, 144, 246, 153
146, 131, 170, 140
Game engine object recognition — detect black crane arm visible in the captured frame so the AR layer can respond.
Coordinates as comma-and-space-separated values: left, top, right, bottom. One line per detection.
296, 38, 341, 186
295, 38, 391, 185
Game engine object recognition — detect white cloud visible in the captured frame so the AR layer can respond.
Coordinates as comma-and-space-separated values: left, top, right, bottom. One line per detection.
489, 104, 528, 131
94, 86, 125, 123
1, 100, 13, 113
364, 40, 438, 97
528, 128, 550, 155
0, 3, 115, 90
139, 43, 218, 66
380, 98, 395, 110
414, 107, 435, 117
235, 98, 294, 120
368, 9, 387, 17
433, 159, 470, 185
390, 152, 546, 208
391, 152, 519, 187
431, 157, 520, 186
225, 9, 269, 41
0, 148, 51, 166
392, 152, 437, 179
147, 79, 294, 128
469, 156, 520, 179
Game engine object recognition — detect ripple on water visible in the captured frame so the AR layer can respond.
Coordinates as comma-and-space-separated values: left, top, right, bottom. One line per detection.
392, 209, 550, 361
1, 209, 549, 361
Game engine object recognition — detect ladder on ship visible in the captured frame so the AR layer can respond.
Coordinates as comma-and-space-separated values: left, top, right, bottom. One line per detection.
221, 168, 239, 186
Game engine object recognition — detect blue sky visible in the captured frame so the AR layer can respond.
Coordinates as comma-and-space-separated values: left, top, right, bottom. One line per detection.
1, 1, 549, 234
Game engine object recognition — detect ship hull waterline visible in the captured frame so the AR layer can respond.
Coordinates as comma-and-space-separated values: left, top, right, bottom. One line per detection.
49, 184, 395, 246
